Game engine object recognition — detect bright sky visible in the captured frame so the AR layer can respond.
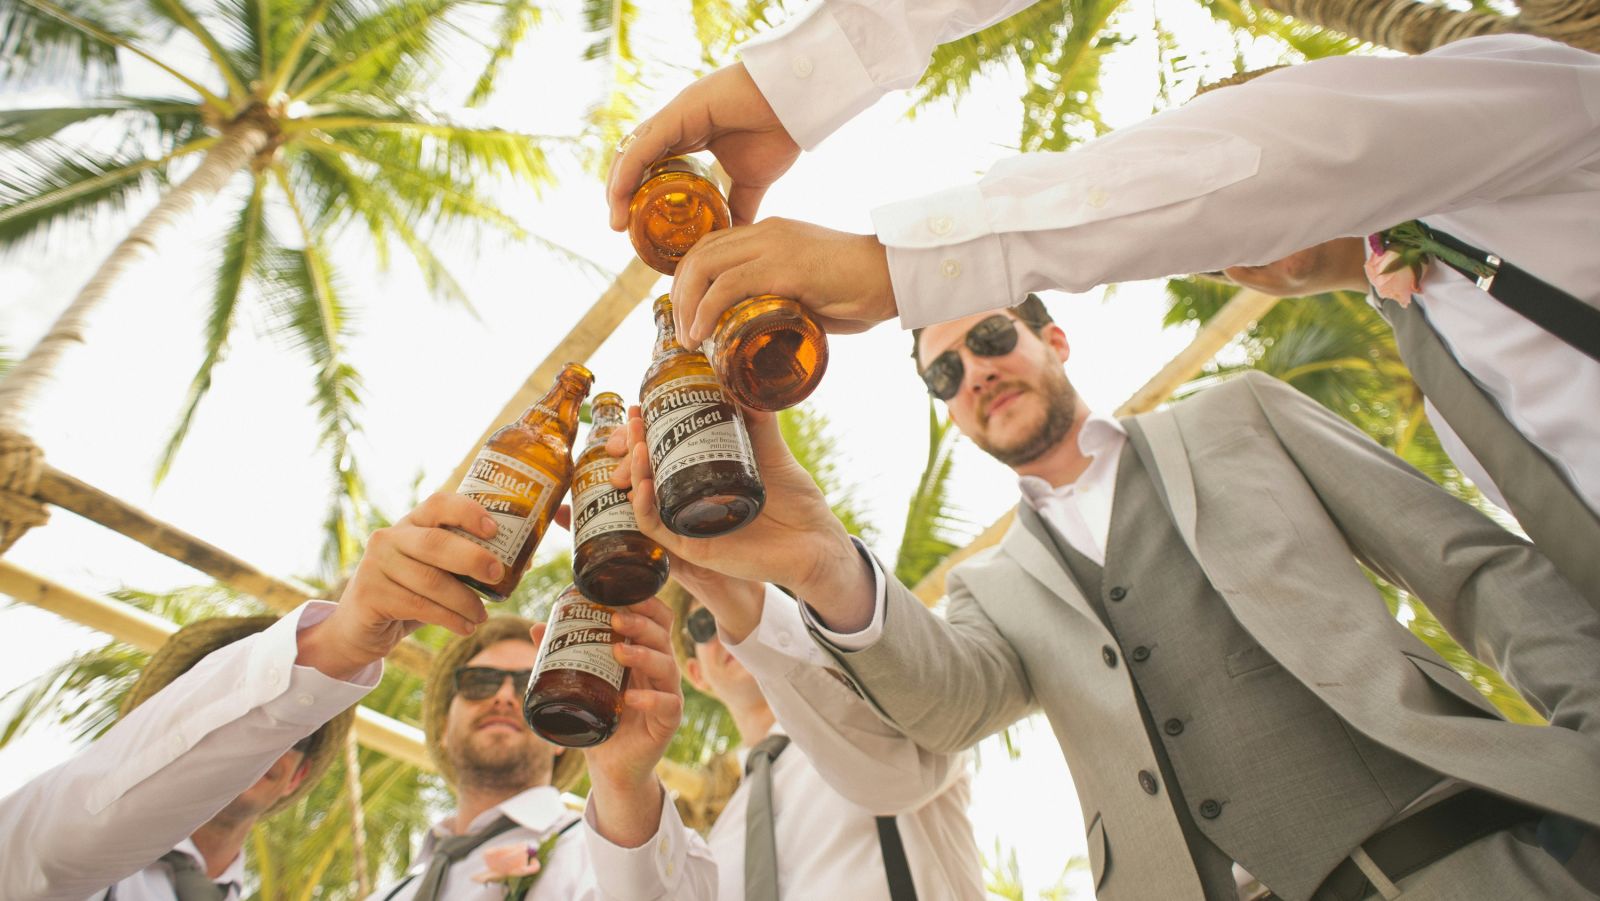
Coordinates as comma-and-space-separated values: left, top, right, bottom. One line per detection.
0, 1, 1296, 896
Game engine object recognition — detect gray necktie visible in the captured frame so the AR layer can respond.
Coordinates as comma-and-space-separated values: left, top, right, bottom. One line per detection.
412, 814, 520, 901
1385, 298, 1600, 604
744, 733, 791, 901
159, 851, 225, 901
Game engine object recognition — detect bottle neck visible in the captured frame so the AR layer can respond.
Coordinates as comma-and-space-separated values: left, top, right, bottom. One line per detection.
520, 378, 587, 445
585, 408, 625, 450
652, 311, 692, 358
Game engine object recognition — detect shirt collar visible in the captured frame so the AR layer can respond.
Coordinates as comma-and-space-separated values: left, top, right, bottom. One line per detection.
1016, 412, 1128, 509
423, 785, 572, 854
170, 838, 245, 895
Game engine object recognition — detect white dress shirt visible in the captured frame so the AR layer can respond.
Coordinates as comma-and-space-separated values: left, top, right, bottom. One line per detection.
369, 785, 715, 901
0, 601, 382, 901
743, 10, 1600, 519
89, 840, 247, 901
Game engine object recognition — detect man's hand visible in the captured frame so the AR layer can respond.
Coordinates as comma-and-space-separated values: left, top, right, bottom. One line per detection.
560, 598, 683, 848
298, 493, 497, 680
608, 406, 876, 633
669, 218, 898, 348
666, 555, 767, 645
606, 63, 800, 231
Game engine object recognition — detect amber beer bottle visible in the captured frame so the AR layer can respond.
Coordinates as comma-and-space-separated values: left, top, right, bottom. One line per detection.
704, 295, 829, 412
451, 363, 592, 600
641, 295, 765, 536
572, 392, 669, 605
627, 155, 730, 275
524, 584, 626, 747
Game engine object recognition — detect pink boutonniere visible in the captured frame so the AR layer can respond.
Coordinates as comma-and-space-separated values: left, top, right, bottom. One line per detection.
1367, 220, 1499, 306
1363, 244, 1422, 306
472, 835, 555, 900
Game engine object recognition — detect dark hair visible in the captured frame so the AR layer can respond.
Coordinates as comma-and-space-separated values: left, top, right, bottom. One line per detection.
911, 293, 1053, 362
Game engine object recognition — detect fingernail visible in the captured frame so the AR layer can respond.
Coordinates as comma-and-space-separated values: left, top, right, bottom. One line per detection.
487, 562, 504, 582
481, 516, 497, 536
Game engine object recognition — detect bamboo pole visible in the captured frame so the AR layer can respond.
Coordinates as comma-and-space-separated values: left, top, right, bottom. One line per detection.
31, 466, 437, 677
440, 258, 662, 493
0, 559, 433, 770
911, 289, 1281, 605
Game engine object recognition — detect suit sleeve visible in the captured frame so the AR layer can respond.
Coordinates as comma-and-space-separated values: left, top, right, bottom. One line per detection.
0, 602, 380, 901
801, 548, 1036, 753
1243, 371, 1600, 741
728, 584, 972, 814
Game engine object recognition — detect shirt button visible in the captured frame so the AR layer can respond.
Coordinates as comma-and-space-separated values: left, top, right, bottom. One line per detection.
1086, 188, 1110, 209
791, 55, 813, 78
1108, 586, 1127, 602
1199, 799, 1223, 819
1130, 646, 1150, 663
928, 215, 953, 236
296, 693, 316, 707
168, 735, 186, 754
1138, 770, 1159, 795
940, 259, 962, 279
1163, 718, 1184, 736
776, 632, 791, 649
268, 666, 285, 685
1101, 645, 1118, 668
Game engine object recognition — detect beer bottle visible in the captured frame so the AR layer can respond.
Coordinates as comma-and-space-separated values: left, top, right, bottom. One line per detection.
704, 294, 829, 412
451, 363, 593, 600
525, 584, 626, 747
572, 391, 669, 605
627, 155, 730, 275
640, 295, 765, 536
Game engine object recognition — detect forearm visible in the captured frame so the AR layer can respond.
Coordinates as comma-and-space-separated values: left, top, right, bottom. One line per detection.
876, 35, 1600, 327
588, 774, 665, 850
792, 532, 878, 635
583, 784, 718, 900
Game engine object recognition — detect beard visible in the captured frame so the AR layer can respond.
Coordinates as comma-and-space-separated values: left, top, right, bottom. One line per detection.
974, 366, 1078, 467
446, 722, 553, 794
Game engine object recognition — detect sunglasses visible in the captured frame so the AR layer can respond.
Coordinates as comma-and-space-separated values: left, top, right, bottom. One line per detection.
453, 666, 532, 701
685, 607, 718, 645
919, 314, 1020, 400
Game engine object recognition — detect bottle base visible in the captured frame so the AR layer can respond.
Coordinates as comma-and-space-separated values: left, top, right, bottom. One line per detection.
525, 699, 619, 748
666, 493, 763, 537
456, 573, 510, 601
576, 561, 669, 606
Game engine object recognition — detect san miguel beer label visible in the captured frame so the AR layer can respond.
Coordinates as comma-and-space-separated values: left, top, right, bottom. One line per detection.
451, 449, 557, 567
643, 375, 756, 484
536, 600, 624, 689
572, 457, 637, 546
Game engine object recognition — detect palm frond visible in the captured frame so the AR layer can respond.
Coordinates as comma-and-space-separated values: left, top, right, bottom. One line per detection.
142, 0, 250, 98
156, 175, 270, 484
290, 0, 469, 101
0, 0, 129, 88
579, 0, 641, 171
894, 400, 971, 586
0, 99, 204, 151
0, 136, 215, 254
778, 405, 875, 543
465, 0, 543, 106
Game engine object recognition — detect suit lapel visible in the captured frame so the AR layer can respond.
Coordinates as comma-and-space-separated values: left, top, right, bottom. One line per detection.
1004, 503, 1103, 625
1125, 412, 1201, 560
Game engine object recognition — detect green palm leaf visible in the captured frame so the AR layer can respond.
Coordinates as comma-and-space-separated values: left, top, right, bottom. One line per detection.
0, 0, 131, 88
778, 404, 875, 543
894, 399, 971, 587
466, 0, 544, 106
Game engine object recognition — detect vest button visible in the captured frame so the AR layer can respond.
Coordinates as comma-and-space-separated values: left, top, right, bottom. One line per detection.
1101, 645, 1118, 668
1108, 586, 1127, 602
1138, 770, 1159, 795
1130, 645, 1151, 662
1199, 799, 1222, 819
1163, 718, 1184, 736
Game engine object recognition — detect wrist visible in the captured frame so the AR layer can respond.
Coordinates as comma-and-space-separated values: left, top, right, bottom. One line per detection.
295, 614, 377, 681
588, 771, 664, 849
793, 533, 875, 633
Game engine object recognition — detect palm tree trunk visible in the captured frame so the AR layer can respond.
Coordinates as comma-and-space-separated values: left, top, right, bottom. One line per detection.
1248, 0, 1513, 53
343, 730, 371, 896
0, 118, 272, 430
1517, 0, 1600, 51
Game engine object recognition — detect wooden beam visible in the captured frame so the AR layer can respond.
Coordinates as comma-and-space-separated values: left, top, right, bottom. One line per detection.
0, 559, 435, 770
911, 289, 1281, 604
441, 258, 663, 493
32, 465, 436, 677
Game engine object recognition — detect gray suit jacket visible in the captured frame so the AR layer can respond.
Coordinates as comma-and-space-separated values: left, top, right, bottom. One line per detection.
814, 372, 1600, 900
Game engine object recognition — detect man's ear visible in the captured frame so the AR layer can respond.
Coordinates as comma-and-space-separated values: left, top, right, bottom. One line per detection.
683, 657, 708, 693
1042, 322, 1070, 363
282, 753, 312, 799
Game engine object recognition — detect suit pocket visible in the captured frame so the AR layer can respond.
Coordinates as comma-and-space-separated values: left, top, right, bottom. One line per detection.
1226, 643, 1281, 678
1086, 813, 1110, 891
1404, 652, 1503, 719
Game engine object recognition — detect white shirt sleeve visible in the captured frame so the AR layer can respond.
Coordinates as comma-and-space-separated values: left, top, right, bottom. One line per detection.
798, 536, 888, 652
582, 782, 718, 900
740, 0, 1047, 150
0, 601, 380, 901
729, 582, 969, 814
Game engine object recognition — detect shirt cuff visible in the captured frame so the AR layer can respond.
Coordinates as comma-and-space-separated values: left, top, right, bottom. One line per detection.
257, 601, 383, 727
583, 783, 691, 893
726, 583, 830, 673
740, 3, 883, 150
801, 537, 887, 652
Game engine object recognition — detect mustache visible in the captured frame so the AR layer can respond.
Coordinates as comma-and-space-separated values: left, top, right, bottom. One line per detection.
980, 381, 1033, 421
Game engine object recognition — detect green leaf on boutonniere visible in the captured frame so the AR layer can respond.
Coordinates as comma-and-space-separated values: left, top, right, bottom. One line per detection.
498, 830, 566, 900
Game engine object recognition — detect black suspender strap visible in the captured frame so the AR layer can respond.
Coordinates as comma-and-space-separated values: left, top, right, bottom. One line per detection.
380, 816, 582, 900
874, 815, 919, 901
1417, 222, 1600, 365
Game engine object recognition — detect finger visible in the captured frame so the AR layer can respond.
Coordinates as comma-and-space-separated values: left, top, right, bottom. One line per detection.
402, 492, 498, 540
554, 504, 571, 531
626, 596, 675, 632
615, 642, 677, 689
380, 549, 489, 626
608, 113, 700, 231
622, 688, 684, 721
627, 438, 675, 546
726, 182, 769, 229
375, 572, 477, 635
738, 408, 797, 469
689, 259, 787, 347
611, 603, 672, 654
388, 524, 504, 586
670, 228, 752, 344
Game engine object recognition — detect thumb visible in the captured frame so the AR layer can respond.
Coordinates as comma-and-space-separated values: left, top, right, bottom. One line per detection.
740, 409, 793, 467
727, 183, 768, 229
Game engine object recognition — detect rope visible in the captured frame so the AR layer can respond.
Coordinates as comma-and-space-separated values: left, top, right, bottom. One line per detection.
0, 428, 49, 555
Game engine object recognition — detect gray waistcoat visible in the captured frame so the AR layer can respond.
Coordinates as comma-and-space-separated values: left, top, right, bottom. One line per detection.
1025, 440, 1442, 901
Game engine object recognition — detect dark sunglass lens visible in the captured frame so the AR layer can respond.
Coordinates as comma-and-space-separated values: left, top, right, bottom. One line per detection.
967, 316, 1018, 356
922, 352, 963, 400
456, 668, 499, 700
510, 670, 531, 696
686, 608, 718, 643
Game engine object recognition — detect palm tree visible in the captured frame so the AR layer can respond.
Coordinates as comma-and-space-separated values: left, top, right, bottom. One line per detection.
0, 0, 582, 570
